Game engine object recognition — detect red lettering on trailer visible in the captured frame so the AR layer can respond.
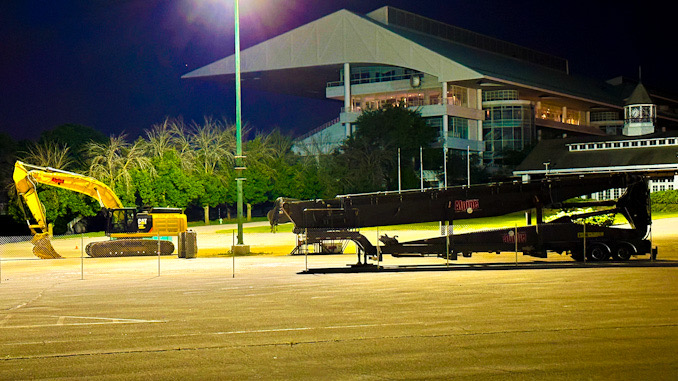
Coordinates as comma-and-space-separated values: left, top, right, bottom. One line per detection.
454, 199, 479, 212
502, 231, 527, 244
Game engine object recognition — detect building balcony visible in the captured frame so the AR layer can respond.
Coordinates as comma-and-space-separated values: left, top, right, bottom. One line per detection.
340, 97, 484, 121
444, 136, 485, 152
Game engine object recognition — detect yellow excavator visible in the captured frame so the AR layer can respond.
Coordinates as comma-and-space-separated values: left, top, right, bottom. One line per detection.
13, 161, 189, 259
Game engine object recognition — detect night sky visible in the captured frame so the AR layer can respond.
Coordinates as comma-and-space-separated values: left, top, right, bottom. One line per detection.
1, 0, 673, 142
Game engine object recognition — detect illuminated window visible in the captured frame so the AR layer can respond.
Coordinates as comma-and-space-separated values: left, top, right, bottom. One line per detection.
447, 85, 468, 107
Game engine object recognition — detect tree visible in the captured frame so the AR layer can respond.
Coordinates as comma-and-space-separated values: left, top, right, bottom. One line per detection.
0, 133, 17, 199
239, 133, 276, 205
188, 117, 237, 219
13, 140, 100, 234
333, 104, 437, 193
132, 150, 204, 209
22, 141, 72, 169
39, 124, 107, 160
85, 134, 152, 205
190, 117, 236, 176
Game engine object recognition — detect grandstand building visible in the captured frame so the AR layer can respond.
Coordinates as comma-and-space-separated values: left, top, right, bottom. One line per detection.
183, 6, 678, 167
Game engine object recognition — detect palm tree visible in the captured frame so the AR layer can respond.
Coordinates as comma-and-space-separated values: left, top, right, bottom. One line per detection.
168, 117, 195, 172
187, 117, 240, 221
190, 117, 237, 175
144, 117, 175, 159
85, 134, 152, 199
22, 141, 72, 169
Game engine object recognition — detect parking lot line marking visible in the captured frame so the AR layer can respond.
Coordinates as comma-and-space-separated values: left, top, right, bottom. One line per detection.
158, 322, 418, 339
0, 315, 165, 329
53, 315, 165, 323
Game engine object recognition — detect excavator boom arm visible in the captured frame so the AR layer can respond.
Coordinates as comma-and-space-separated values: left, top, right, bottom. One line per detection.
13, 161, 124, 234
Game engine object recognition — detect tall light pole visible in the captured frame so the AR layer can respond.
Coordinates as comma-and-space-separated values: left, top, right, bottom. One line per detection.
233, 0, 246, 248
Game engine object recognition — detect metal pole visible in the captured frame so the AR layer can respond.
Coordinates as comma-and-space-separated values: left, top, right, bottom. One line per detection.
397, 148, 402, 193
514, 224, 518, 266
81, 234, 84, 280
376, 226, 381, 267
305, 228, 308, 271
467, 145, 471, 188
420, 146, 424, 191
445, 221, 449, 268
157, 232, 161, 277
232, 230, 235, 278
443, 147, 448, 189
583, 223, 587, 264
234, 0, 245, 246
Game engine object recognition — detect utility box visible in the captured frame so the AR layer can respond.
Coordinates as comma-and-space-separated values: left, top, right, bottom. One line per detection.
178, 230, 198, 259
178, 232, 185, 258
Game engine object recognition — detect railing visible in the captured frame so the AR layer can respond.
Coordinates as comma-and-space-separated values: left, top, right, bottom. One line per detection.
342, 97, 470, 112
296, 117, 341, 141
327, 72, 420, 87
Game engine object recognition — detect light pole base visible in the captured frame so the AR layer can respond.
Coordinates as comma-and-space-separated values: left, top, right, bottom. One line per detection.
231, 244, 250, 256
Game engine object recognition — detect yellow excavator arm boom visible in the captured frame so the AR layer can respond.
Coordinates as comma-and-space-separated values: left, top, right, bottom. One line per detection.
13, 161, 124, 235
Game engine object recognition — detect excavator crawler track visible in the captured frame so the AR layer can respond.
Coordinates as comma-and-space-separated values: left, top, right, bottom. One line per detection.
86, 239, 175, 257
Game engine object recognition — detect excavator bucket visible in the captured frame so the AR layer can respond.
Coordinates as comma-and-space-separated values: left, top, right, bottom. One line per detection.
31, 233, 62, 259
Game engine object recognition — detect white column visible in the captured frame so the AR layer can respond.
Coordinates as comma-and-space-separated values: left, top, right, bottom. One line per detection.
442, 82, 448, 148
477, 89, 483, 145
344, 62, 351, 137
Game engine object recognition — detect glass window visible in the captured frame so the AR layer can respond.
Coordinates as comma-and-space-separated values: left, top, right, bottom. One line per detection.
482, 104, 534, 164
449, 117, 469, 139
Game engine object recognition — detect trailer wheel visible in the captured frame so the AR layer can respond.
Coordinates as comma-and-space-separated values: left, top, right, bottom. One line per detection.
587, 243, 610, 261
613, 243, 634, 261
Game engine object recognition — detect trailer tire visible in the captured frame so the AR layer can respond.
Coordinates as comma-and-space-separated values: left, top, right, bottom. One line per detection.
587, 243, 611, 261
613, 243, 634, 261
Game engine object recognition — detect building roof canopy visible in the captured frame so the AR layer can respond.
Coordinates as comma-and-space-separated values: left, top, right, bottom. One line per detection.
183, 9, 483, 95
183, 6, 665, 110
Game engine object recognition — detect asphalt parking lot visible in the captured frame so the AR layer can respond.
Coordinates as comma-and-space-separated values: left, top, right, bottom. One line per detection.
1, 220, 677, 380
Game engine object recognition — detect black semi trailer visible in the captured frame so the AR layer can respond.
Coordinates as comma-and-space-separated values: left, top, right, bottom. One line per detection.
270, 173, 657, 264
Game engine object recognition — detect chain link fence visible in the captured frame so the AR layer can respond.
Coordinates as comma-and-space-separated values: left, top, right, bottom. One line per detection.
0, 232, 200, 283
1, 220, 633, 280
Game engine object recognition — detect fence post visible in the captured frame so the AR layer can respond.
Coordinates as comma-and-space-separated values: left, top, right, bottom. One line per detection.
81, 234, 84, 280
232, 230, 235, 278
157, 232, 161, 277
376, 227, 381, 267
583, 224, 587, 264
445, 221, 449, 268
305, 228, 308, 271
515, 224, 518, 266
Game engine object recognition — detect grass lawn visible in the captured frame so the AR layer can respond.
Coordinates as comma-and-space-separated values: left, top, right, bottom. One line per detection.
188, 216, 268, 227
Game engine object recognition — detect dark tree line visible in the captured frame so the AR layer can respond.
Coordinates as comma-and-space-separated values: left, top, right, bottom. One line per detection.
2, 106, 490, 234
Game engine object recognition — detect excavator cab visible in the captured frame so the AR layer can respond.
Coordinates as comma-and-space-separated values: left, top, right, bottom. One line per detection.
107, 208, 139, 235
